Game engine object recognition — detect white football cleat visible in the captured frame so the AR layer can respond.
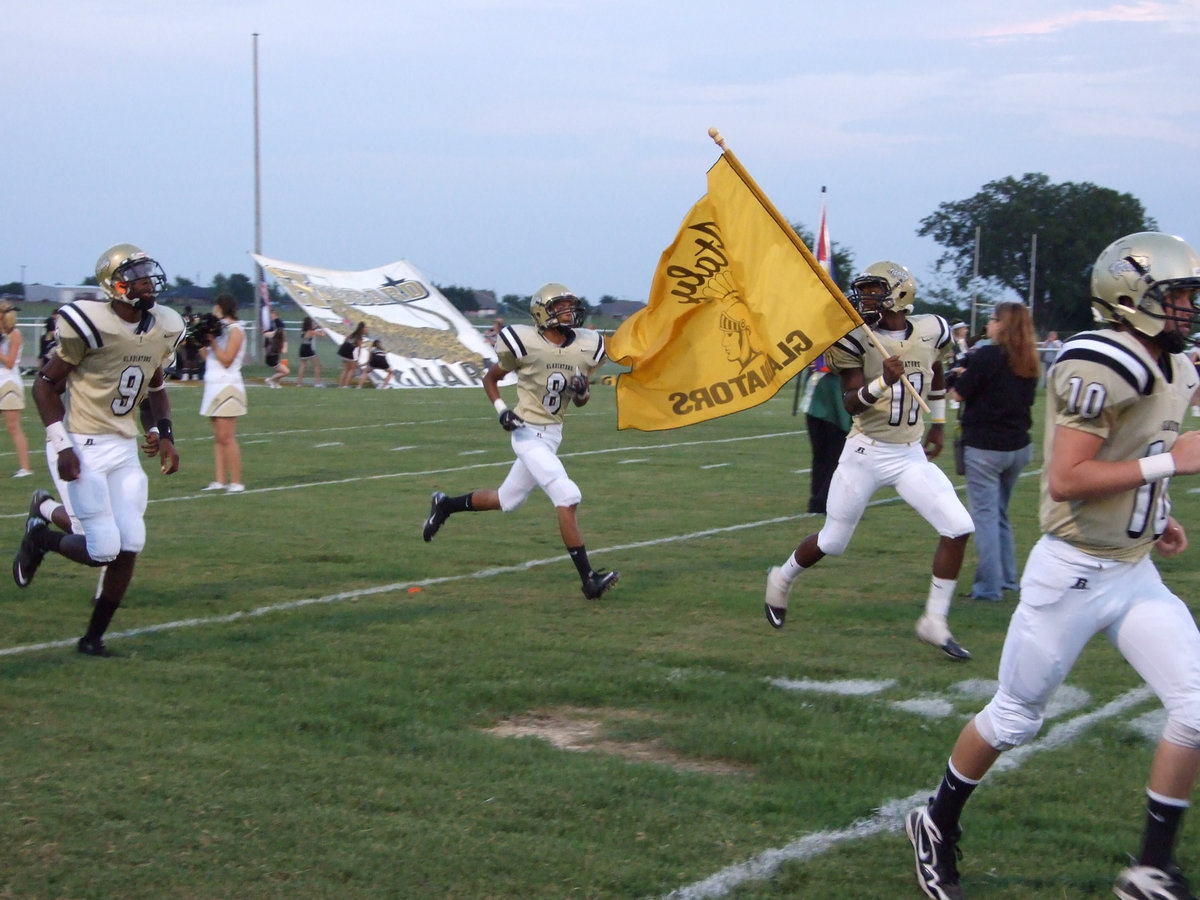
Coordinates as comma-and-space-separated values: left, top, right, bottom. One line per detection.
916, 614, 970, 661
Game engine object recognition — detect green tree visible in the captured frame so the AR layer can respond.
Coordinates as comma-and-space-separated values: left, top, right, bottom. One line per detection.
918, 173, 1155, 334
500, 294, 527, 317
211, 273, 255, 308
790, 222, 855, 289
435, 284, 480, 312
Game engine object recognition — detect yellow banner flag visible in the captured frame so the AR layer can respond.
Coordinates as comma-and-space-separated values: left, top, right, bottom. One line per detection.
608, 151, 862, 431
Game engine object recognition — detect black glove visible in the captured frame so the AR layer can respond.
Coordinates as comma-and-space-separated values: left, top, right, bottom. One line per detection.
569, 374, 589, 397
498, 409, 524, 431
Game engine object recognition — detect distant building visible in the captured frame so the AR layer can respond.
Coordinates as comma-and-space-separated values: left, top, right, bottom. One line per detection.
23, 283, 105, 304
598, 299, 646, 320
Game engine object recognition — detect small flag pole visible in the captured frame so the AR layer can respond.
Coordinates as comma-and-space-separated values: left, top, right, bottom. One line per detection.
708, 128, 928, 415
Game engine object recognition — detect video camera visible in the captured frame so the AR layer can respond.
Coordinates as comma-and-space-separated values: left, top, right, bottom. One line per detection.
185, 312, 224, 346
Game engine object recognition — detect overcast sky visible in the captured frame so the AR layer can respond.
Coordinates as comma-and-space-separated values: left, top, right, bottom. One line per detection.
5, 0, 1199, 306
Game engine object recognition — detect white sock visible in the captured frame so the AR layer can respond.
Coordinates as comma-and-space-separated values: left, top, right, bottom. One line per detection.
926, 576, 957, 620
780, 553, 807, 583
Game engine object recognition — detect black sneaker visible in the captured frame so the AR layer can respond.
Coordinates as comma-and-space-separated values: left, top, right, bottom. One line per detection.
13, 517, 49, 588
905, 801, 964, 900
29, 489, 53, 525
1115, 863, 1197, 900
764, 565, 790, 629
582, 569, 620, 600
76, 636, 112, 657
422, 491, 449, 543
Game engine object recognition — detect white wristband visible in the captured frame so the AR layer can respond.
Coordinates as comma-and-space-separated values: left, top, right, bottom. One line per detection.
856, 386, 875, 407
46, 420, 72, 454
929, 398, 946, 423
869, 375, 889, 398
1139, 453, 1176, 484
492, 398, 508, 414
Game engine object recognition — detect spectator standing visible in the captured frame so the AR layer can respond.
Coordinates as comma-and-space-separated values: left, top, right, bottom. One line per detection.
295, 316, 325, 387
799, 356, 851, 515
1039, 329, 1063, 386
199, 293, 247, 493
0, 302, 32, 477
338, 322, 367, 388
178, 306, 203, 381
951, 301, 1040, 602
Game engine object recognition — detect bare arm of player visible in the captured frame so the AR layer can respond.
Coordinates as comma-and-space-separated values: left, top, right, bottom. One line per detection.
1157, 516, 1188, 558
482, 363, 508, 406
1048, 428, 1200, 502
145, 367, 179, 476
32, 355, 80, 481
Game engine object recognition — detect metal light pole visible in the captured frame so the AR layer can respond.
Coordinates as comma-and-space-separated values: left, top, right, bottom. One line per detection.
252, 32, 263, 363
1028, 232, 1038, 322
970, 226, 981, 335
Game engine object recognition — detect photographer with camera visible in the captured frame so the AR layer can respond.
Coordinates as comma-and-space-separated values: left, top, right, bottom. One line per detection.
198, 294, 246, 493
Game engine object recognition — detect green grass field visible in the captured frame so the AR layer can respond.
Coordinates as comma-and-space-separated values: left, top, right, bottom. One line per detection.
1, 372, 1198, 899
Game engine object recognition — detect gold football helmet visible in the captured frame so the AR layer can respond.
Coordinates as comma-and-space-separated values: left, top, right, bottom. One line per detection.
1091, 232, 1200, 352
95, 243, 167, 310
848, 260, 916, 325
530, 282, 586, 332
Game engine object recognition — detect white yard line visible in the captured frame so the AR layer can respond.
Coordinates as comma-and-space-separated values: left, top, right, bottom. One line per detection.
661, 685, 1155, 899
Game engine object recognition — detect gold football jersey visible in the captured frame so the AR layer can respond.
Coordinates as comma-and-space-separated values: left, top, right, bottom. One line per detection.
54, 300, 185, 438
1041, 328, 1198, 562
827, 314, 951, 444
495, 324, 606, 427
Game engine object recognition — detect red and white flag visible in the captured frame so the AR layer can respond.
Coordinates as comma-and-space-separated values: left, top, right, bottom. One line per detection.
815, 186, 832, 278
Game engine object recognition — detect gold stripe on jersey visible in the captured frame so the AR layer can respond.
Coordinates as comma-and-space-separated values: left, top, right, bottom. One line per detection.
826, 314, 950, 444
1040, 329, 1196, 562
54, 300, 185, 438
496, 324, 606, 426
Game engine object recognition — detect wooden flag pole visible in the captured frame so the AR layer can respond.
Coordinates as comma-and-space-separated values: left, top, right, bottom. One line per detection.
707, 127, 929, 416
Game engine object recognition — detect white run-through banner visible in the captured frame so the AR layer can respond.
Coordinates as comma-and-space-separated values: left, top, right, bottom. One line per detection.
253, 254, 499, 388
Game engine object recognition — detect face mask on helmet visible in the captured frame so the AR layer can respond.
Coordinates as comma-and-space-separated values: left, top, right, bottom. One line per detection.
530, 283, 586, 333
96, 243, 167, 311
848, 261, 916, 326
1090, 232, 1200, 354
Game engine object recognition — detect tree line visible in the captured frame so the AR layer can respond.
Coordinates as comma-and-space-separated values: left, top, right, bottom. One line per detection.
3, 172, 1154, 335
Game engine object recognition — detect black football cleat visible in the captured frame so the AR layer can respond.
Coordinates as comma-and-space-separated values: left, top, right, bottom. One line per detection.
916, 614, 971, 661
13, 517, 49, 589
29, 489, 53, 525
76, 636, 113, 657
422, 491, 449, 543
1114, 862, 1196, 900
582, 569, 620, 600
764, 566, 790, 629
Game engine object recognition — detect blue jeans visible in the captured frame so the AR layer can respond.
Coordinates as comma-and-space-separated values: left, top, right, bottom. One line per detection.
963, 443, 1032, 600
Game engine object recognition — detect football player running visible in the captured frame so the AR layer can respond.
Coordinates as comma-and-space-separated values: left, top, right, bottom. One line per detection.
763, 261, 975, 660
422, 283, 619, 600
905, 233, 1200, 900
12, 244, 184, 657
